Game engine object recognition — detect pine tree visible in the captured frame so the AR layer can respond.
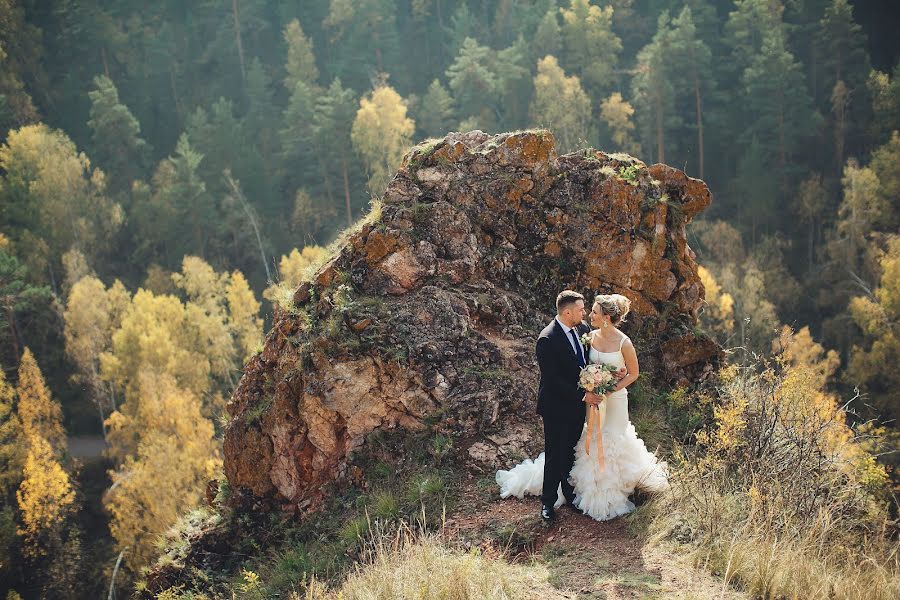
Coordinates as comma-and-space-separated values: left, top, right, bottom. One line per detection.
493, 36, 531, 129
280, 80, 320, 208
559, 0, 622, 102
530, 55, 592, 153
443, 2, 480, 59
243, 58, 278, 179
533, 9, 562, 63
131, 133, 215, 268
351, 85, 415, 196
186, 97, 265, 205
313, 78, 360, 227
818, 0, 871, 173
666, 7, 713, 178
446, 37, 499, 128
723, 0, 785, 79
87, 75, 150, 193
0, 3, 41, 129
16, 348, 65, 455
721, 0, 788, 174
733, 137, 780, 239
631, 13, 675, 164
198, 0, 268, 91
0, 249, 52, 359
324, 0, 404, 91
795, 175, 828, 270
283, 18, 319, 91
418, 79, 456, 139
740, 31, 820, 190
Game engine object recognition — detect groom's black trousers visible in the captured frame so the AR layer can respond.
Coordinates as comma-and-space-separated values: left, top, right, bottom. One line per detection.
541, 412, 585, 507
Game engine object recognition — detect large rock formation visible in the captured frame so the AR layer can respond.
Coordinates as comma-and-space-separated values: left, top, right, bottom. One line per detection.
224, 130, 719, 512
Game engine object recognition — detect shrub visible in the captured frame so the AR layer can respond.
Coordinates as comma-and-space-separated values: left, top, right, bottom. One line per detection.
645, 360, 899, 599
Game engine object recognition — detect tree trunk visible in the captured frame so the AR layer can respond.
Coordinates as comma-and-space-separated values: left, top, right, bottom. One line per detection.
655, 90, 665, 164
372, 29, 384, 73
101, 47, 110, 78
170, 64, 181, 116
342, 152, 353, 228
693, 68, 704, 179
319, 156, 336, 211
225, 171, 271, 282
232, 0, 246, 84
778, 92, 786, 191
808, 218, 815, 272
5, 305, 19, 359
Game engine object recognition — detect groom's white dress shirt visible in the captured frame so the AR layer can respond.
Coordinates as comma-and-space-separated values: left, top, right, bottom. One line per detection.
556, 317, 582, 358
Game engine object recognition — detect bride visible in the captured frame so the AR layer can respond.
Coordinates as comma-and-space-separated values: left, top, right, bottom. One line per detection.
496, 294, 668, 521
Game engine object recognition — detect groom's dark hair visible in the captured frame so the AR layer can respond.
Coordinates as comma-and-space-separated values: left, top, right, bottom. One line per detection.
556, 290, 584, 312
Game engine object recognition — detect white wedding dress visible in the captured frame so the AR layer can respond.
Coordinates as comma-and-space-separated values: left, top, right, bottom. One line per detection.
496, 333, 669, 521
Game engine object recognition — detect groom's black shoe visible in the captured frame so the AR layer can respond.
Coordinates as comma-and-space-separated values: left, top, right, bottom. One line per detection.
540, 504, 555, 522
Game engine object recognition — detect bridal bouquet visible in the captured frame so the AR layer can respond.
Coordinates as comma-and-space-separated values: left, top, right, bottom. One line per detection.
579, 363, 619, 396
579, 363, 619, 472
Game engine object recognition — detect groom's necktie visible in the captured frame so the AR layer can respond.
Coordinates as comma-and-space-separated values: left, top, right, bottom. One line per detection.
569, 329, 586, 367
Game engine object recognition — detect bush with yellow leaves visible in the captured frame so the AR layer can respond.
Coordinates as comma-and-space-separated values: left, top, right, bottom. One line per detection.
647, 329, 898, 599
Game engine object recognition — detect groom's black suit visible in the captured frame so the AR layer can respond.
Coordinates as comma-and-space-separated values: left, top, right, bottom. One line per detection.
536, 318, 590, 508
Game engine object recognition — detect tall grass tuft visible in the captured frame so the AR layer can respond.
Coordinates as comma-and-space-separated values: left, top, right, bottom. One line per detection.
644, 358, 899, 599
295, 522, 554, 600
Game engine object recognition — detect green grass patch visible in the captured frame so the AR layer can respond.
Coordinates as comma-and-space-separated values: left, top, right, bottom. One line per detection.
369, 490, 401, 521
618, 164, 641, 185
244, 395, 273, 425
338, 515, 371, 548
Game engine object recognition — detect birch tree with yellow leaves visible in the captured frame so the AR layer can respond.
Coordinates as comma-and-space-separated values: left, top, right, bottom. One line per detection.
16, 348, 65, 454
351, 85, 415, 196
63, 275, 131, 439
98, 257, 260, 568
103, 374, 220, 567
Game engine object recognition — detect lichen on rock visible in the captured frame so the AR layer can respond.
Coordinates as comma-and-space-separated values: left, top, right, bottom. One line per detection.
223, 129, 720, 513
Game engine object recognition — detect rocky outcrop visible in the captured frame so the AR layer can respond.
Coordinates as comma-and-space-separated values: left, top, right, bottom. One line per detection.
223, 130, 720, 512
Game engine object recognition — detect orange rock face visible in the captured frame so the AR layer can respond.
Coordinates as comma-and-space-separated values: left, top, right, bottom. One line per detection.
223, 131, 720, 512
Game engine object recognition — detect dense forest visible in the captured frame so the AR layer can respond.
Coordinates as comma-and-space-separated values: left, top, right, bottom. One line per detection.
0, 0, 897, 598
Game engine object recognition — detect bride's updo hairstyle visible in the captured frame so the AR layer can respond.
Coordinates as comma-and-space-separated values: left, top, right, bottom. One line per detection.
594, 294, 631, 325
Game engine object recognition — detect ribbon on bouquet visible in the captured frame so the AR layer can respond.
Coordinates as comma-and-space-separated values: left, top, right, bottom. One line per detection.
584, 401, 606, 472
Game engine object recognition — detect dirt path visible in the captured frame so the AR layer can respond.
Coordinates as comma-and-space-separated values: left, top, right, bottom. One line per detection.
444, 477, 745, 600
68, 435, 107, 460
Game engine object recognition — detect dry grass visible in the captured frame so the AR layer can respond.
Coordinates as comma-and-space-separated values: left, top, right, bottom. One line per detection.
644, 361, 900, 600
295, 523, 556, 600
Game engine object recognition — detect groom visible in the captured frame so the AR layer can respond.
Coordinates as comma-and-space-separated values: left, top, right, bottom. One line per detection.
536, 290, 602, 521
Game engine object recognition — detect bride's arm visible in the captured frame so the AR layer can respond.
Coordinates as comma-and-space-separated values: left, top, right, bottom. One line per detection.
611, 338, 639, 393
